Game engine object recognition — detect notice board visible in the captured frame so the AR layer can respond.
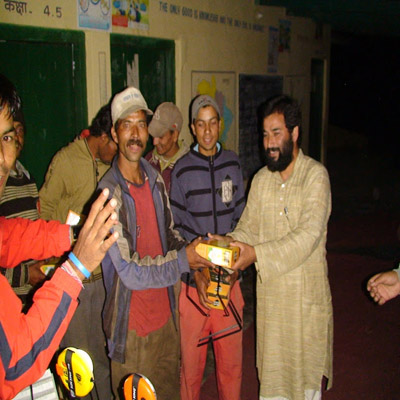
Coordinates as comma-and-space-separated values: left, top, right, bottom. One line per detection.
239, 74, 283, 180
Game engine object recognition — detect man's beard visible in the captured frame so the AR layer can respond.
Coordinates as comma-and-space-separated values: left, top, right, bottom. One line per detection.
264, 135, 294, 172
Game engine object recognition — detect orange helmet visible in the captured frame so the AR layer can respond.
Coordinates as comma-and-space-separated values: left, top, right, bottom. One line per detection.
123, 373, 157, 400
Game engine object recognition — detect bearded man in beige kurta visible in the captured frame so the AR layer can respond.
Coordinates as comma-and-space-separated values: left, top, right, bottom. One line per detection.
211, 95, 333, 400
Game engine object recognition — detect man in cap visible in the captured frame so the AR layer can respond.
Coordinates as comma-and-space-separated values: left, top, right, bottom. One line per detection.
98, 87, 214, 399
170, 94, 246, 400
39, 102, 117, 400
145, 102, 189, 194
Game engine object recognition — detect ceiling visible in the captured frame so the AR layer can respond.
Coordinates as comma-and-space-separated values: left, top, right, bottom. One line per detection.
258, 0, 400, 37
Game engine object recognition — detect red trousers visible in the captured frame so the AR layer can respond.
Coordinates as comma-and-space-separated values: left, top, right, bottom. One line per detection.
179, 281, 244, 400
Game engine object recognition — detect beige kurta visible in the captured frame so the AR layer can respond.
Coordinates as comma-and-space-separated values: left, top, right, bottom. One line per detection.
231, 150, 333, 399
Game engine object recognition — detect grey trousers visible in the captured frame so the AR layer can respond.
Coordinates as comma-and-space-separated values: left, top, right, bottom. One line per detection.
111, 316, 180, 400
59, 278, 112, 400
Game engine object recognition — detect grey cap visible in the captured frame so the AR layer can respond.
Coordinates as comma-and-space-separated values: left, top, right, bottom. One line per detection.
191, 94, 221, 121
111, 87, 153, 125
148, 102, 183, 138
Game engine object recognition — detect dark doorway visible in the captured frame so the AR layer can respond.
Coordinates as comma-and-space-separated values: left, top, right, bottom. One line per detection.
309, 58, 325, 162
0, 24, 87, 187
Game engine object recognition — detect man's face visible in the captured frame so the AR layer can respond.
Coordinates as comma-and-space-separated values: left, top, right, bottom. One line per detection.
0, 106, 17, 197
14, 120, 25, 159
111, 110, 148, 164
263, 112, 295, 172
98, 134, 117, 164
191, 105, 221, 156
153, 129, 178, 158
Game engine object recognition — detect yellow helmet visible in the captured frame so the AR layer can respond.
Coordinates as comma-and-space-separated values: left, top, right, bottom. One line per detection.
56, 347, 94, 397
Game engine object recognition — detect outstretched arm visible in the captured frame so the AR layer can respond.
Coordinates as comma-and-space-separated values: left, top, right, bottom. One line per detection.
105, 235, 214, 292
231, 164, 331, 281
0, 189, 118, 399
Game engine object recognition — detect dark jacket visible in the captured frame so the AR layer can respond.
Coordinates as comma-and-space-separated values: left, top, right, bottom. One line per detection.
98, 156, 189, 363
170, 144, 246, 285
170, 144, 246, 241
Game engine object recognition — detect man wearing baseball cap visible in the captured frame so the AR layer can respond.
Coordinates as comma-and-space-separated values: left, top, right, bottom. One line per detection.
98, 87, 214, 399
170, 94, 246, 399
145, 102, 189, 194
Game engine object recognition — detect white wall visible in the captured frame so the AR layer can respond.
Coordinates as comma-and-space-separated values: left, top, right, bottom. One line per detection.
1, 0, 331, 159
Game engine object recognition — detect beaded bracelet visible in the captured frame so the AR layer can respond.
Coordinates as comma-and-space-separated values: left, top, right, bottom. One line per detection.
68, 252, 91, 279
61, 261, 83, 288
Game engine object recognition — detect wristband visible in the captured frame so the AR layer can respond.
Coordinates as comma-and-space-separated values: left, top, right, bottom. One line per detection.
61, 261, 83, 288
68, 252, 91, 279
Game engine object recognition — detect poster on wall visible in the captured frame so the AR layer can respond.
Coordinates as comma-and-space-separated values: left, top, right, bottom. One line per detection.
78, 0, 111, 31
191, 72, 236, 152
268, 26, 279, 73
112, 0, 149, 30
279, 19, 291, 52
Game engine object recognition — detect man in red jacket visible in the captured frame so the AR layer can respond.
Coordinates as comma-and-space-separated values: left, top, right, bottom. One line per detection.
0, 74, 119, 400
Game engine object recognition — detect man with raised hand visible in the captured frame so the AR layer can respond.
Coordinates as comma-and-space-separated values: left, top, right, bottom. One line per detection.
0, 73, 119, 400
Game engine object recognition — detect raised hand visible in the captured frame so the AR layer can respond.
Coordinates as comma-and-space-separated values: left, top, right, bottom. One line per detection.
70, 188, 119, 280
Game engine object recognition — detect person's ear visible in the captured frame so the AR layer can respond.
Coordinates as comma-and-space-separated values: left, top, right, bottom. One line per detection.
111, 127, 118, 144
292, 126, 299, 144
172, 129, 179, 143
191, 123, 197, 138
